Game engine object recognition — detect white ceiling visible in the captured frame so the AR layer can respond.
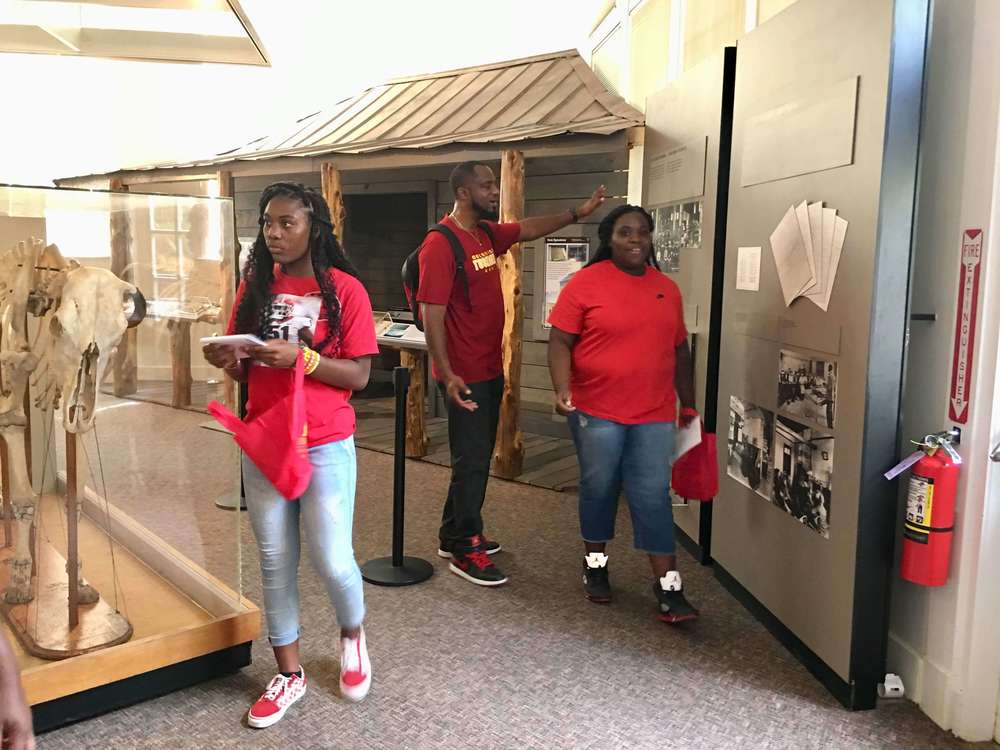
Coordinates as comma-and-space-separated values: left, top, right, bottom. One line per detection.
0, 0, 268, 65
0, 0, 606, 185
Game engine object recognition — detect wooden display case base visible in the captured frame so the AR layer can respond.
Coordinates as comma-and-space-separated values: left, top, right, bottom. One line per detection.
5, 484, 259, 731
0, 537, 133, 659
32, 641, 251, 733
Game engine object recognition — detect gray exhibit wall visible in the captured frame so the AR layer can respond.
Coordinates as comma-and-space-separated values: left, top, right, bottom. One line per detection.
642, 48, 735, 554
712, 0, 928, 708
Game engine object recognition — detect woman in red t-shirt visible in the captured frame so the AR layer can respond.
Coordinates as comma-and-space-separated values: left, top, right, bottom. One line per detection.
203, 183, 378, 728
547, 204, 700, 624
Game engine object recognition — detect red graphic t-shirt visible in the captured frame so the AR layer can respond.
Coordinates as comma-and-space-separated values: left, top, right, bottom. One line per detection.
547, 260, 688, 424
228, 266, 379, 447
415, 216, 521, 383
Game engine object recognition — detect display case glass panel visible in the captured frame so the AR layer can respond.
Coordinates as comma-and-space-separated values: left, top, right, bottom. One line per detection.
0, 184, 256, 719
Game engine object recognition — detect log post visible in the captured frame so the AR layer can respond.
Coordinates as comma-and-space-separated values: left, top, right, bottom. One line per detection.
321, 162, 347, 245
217, 170, 238, 412
167, 320, 193, 409
399, 349, 428, 458
109, 178, 138, 396
492, 150, 525, 478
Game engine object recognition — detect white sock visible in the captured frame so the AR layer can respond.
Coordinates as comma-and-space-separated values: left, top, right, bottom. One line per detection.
660, 570, 682, 591
584, 552, 608, 568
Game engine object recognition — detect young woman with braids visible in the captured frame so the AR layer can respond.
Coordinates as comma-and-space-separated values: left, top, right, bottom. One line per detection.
547, 205, 701, 624
202, 183, 378, 728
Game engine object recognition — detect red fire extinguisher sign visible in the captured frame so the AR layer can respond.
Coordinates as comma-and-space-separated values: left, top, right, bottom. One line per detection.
948, 229, 983, 423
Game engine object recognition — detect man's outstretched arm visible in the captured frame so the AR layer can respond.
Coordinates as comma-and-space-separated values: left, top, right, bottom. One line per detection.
517, 186, 607, 242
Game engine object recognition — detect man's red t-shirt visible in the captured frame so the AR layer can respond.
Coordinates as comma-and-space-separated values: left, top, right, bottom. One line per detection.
227, 266, 379, 447
415, 216, 521, 383
547, 260, 688, 424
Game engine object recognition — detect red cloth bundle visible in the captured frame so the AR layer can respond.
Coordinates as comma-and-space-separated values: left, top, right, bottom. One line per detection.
208, 353, 312, 501
671, 424, 719, 502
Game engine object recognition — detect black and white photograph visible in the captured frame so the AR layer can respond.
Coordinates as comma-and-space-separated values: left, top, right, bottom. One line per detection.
771, 415, 834, 539
777, 349, 838, 428
727, 395, 774, 501
652, 200, 702, 273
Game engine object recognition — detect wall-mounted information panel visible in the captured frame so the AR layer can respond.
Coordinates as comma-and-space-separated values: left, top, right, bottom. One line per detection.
643, 48, 736, 558
712, 0, 928, 709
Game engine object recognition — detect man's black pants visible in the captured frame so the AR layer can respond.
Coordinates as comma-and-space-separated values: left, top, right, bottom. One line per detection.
437, 376, 504, 545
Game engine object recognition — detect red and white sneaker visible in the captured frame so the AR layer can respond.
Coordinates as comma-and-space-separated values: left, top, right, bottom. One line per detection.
247, 669, 307, 728
340, 629, 371, 702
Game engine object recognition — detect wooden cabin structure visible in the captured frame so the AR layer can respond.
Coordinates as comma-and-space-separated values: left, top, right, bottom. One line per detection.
58, 49, 644, 478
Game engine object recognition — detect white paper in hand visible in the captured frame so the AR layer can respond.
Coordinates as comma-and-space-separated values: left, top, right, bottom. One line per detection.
675, 417, 702, 459
200, 334, 265, 359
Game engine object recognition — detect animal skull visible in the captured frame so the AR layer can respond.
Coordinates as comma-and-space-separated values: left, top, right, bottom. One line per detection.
42, 267, 145, 434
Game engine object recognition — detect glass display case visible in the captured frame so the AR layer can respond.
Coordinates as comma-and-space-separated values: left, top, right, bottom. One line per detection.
0, 184, 258, 730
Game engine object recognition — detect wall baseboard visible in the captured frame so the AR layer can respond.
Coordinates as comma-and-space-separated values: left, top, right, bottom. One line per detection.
887, 631, 953, 731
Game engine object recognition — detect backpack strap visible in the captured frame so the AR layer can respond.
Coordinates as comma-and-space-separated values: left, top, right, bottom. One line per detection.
428, 223, 471, 306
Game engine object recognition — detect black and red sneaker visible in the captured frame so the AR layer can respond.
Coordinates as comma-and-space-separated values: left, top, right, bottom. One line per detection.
449, 535, 508, 586
654, 571, 699, 624
437, 536, 502, 559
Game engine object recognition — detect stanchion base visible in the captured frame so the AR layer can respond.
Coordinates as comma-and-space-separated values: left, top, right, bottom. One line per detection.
361, 556, 434, 587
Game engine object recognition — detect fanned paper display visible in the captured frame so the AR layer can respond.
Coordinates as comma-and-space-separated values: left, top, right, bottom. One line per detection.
769, 201, 847, 310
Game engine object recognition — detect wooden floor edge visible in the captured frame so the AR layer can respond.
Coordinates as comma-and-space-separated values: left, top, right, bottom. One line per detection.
22, 609, 260, 705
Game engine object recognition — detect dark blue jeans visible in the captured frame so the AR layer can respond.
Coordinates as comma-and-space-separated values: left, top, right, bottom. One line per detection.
568, 411, 677, 555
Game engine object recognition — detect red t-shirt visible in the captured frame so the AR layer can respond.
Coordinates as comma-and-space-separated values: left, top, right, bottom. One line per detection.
415, 216, 521, 383
227, 266, 379, 447
547, 260, 688, 424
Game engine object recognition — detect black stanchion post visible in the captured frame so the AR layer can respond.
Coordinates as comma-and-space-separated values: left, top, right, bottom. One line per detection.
390, 366, 407, 566
361, 366, 434, 586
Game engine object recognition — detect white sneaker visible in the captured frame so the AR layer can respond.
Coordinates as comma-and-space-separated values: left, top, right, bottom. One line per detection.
340, 629, 371, 702
247, 669, 307, 728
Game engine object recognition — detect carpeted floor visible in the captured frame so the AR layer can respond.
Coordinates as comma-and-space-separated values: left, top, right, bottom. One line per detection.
36, 405, 991, 749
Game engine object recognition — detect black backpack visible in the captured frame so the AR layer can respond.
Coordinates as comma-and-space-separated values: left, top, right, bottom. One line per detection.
402, 221, 495, 331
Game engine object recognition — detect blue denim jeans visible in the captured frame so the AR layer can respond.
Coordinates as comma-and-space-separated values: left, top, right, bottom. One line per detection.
568, 411, 677, 555
243, 436, 365, 647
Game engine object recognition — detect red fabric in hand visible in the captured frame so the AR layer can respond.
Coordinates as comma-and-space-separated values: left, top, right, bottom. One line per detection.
671, 425, 718, 502
208, 352, 312, 501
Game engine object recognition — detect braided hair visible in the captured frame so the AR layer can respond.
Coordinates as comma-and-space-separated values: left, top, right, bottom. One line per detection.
585, 204, 660, 271
233, 182, 359, 354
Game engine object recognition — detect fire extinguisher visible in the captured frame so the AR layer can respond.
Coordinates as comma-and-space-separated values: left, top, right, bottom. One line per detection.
899, 430, 962, 586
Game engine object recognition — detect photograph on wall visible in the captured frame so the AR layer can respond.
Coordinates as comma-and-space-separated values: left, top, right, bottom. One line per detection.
727, 395, 774, 501
543, 237, 589, 328
771, 415, 834, 539
652, 200, 702, 273
777, 349, 837, 428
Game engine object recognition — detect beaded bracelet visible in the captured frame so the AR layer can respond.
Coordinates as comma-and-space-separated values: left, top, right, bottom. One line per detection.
301, 346, 321, 375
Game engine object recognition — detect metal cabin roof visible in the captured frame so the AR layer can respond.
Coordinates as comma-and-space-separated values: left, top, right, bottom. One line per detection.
123, 49, 644, 172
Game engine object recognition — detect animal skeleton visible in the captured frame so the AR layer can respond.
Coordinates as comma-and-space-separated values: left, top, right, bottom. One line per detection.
0, 238, 144, 606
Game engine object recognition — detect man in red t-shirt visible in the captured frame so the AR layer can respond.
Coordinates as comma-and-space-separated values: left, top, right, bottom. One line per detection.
418, 160, 606, 586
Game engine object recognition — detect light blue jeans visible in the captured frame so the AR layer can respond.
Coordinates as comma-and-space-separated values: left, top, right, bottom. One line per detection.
243, 436, 365, 647
568, 411, 677, 555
